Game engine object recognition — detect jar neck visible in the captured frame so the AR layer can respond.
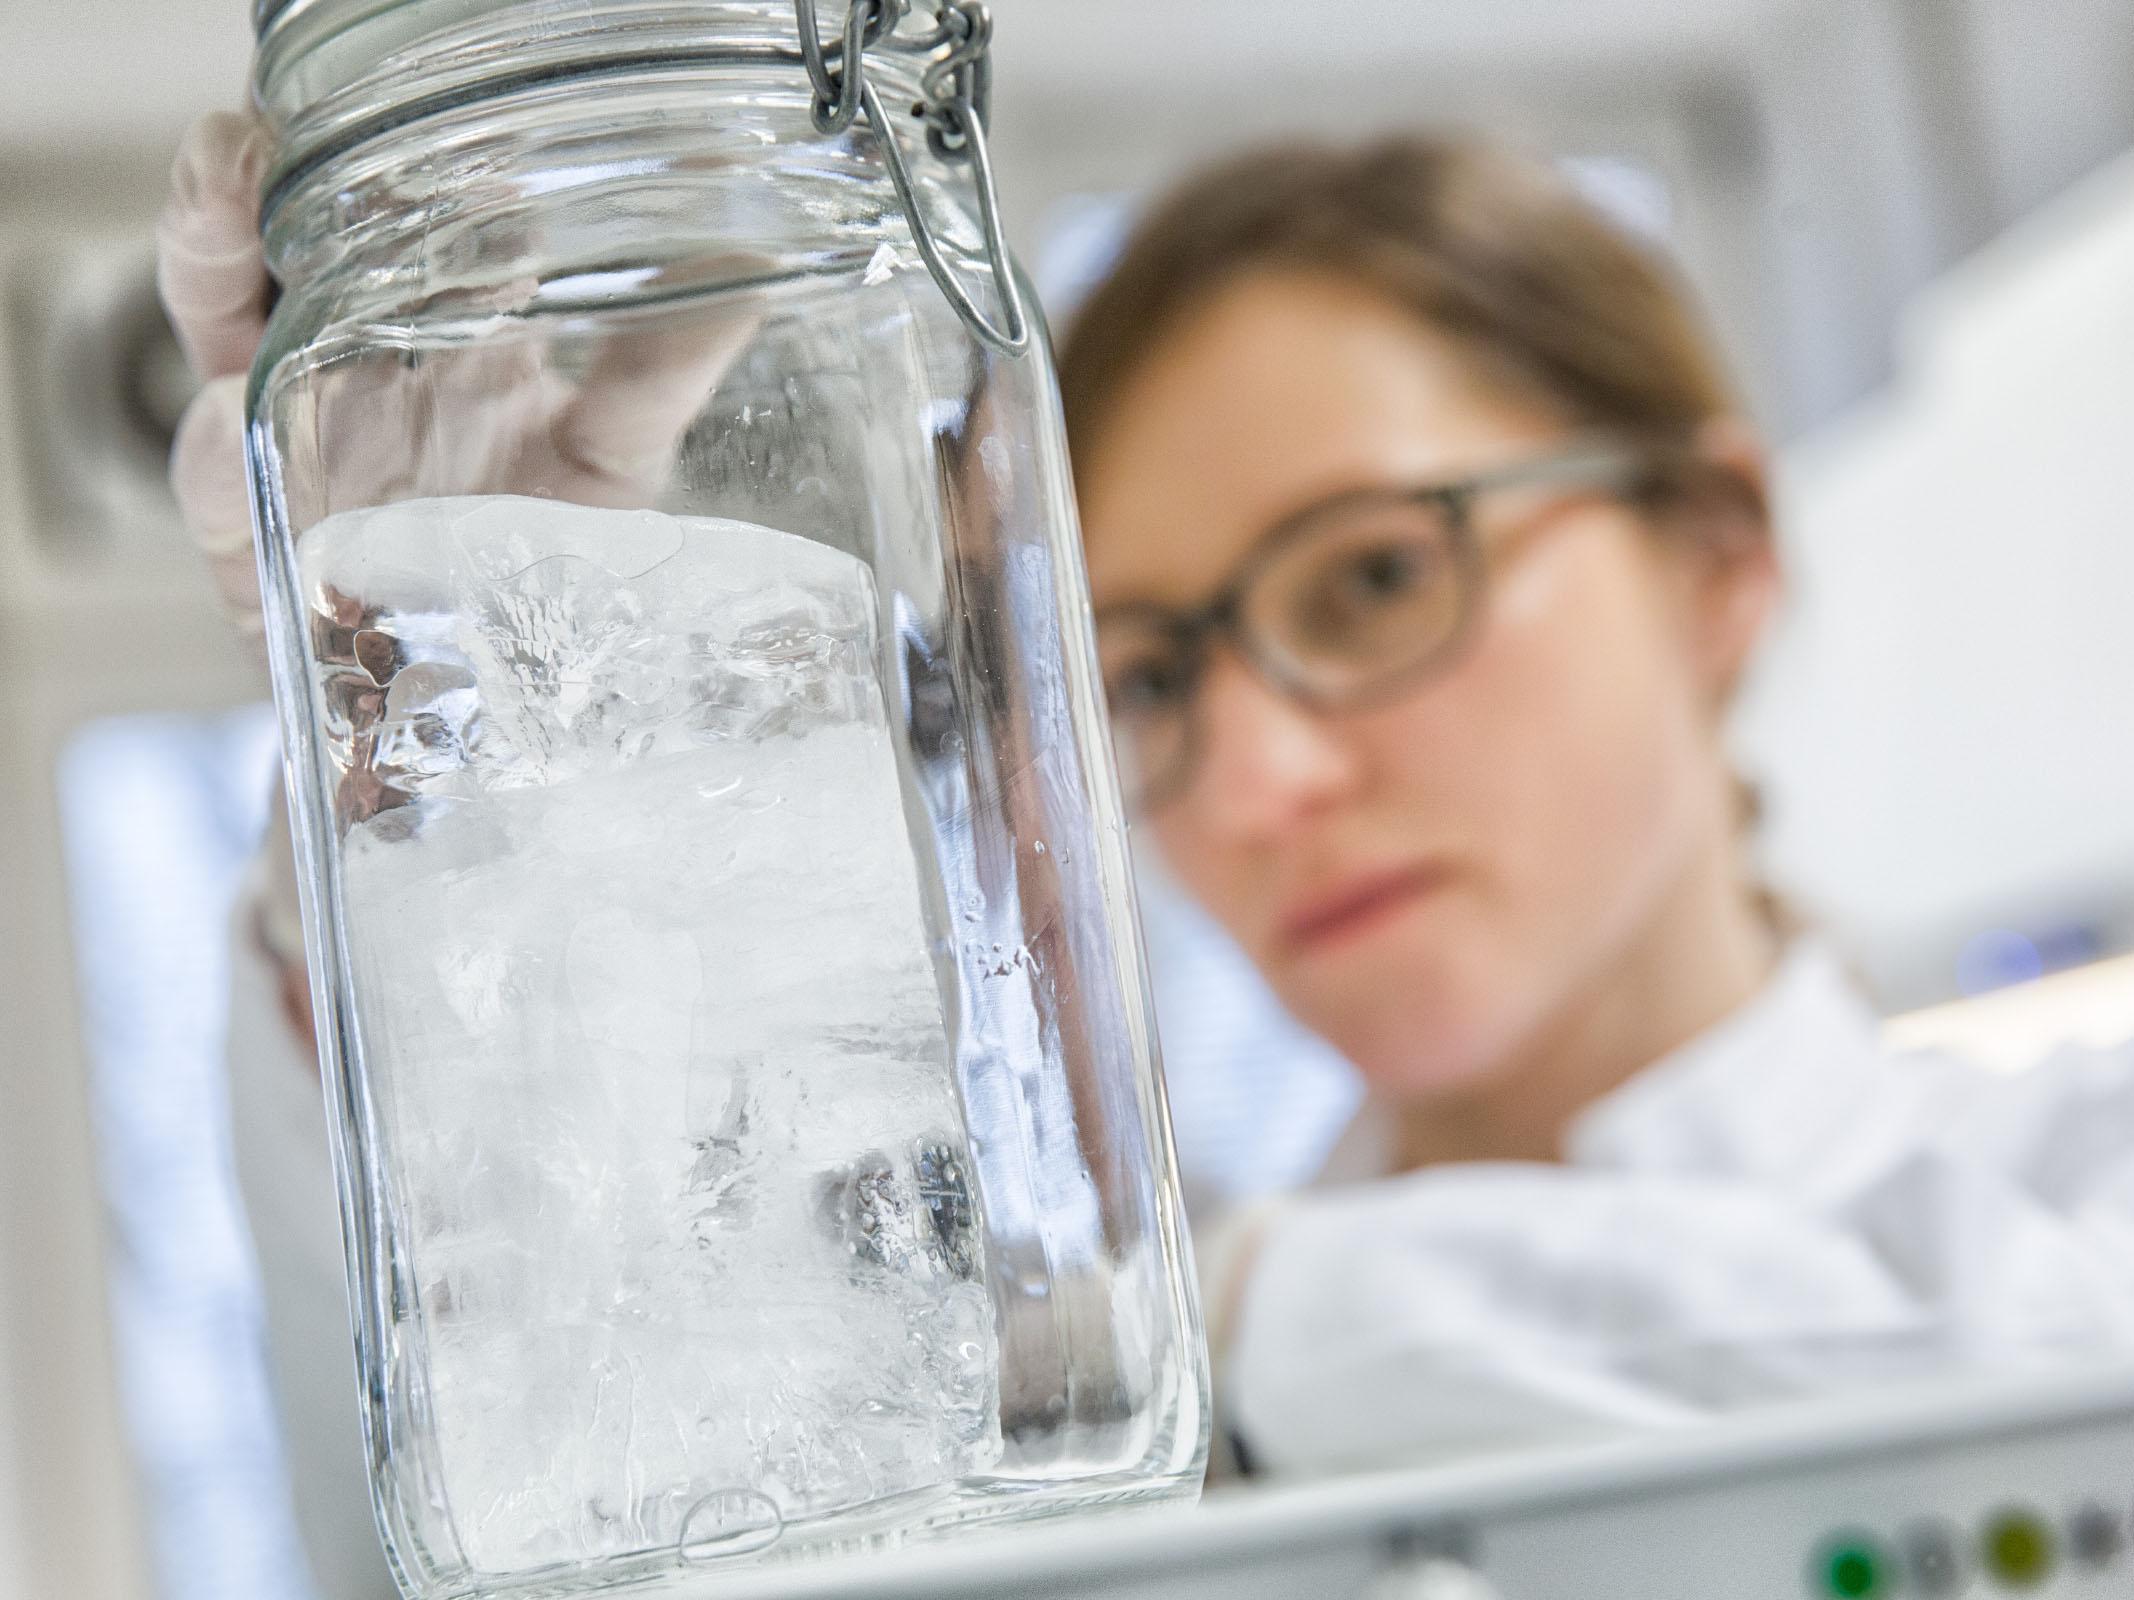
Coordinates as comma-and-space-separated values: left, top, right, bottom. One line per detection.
256, 2, 944, 298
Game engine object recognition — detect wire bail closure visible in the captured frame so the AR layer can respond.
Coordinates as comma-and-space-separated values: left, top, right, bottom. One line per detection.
794, 0, 1031, 357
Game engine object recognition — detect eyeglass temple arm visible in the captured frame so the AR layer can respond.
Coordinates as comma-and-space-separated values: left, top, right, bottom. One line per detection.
1457, 440, 1660, 498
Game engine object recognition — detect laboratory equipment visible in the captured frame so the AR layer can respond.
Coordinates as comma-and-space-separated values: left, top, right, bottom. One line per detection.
699, 1364, 2134, 1600
242, 2, 1207, 1595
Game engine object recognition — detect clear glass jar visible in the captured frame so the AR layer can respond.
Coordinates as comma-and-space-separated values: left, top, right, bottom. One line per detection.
243, 3, 1208, 1594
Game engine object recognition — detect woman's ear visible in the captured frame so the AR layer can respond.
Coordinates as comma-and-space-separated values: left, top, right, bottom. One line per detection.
1701, 414, 1771, 520
1681, 417, 1781, 707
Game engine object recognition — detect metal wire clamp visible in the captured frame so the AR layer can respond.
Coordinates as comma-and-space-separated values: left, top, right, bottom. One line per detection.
794, 0, 1032, 357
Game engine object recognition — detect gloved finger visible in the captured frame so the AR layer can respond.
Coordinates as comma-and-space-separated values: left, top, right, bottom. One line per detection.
301, 338, 553, 505
170, 374, 265, 638
546, 289, 767, 495
157, 109, 272, 382
426, 338, 559, 499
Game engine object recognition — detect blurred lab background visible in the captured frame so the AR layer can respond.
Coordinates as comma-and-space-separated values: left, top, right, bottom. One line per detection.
3, 2, 2134, 1597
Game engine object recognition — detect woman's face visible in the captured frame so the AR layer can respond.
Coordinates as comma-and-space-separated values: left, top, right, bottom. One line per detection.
1078, 271, 1770, 1101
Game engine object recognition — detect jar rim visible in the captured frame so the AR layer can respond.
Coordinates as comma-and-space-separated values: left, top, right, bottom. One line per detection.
255, 0, 806, 67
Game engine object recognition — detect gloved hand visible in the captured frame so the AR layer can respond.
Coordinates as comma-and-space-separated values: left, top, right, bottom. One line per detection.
160, 110, 275, 642
160, 108, 759, 639
158, 107, 756, 1030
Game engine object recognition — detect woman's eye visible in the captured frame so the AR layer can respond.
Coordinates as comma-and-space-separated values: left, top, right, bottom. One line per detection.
1337, 543, 1426, 603
1291, 542, 1435, 641
1109, 656, 1191, 714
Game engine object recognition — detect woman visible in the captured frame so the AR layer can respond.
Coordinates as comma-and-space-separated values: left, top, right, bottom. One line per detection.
1055, 138, 2134, 1474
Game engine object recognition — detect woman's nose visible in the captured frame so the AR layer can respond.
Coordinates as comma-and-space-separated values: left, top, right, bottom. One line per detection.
1180, 651, 1362, 842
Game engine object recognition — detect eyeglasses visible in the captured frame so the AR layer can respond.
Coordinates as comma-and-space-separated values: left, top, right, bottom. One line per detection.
1093, 441, 1658, 813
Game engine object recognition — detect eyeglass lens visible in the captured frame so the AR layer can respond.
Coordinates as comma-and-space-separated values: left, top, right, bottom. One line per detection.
1096, 492, 1469, 808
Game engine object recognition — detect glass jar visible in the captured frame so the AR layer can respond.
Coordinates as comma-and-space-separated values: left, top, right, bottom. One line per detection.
243, 3, 1208, 1594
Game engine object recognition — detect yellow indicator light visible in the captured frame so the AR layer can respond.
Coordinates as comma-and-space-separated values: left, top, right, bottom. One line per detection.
1981, 1508, 2055, 1588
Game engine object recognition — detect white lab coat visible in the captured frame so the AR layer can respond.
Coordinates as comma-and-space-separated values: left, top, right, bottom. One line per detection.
1207, 946, 2134, 1476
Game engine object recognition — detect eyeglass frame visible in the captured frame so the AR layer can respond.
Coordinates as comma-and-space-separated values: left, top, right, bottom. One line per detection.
1091, 438, 1672, 812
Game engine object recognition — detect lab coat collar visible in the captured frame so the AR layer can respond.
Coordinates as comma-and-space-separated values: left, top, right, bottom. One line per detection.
1564, 942, 1886, 1178
1320, 944, 1886, 1185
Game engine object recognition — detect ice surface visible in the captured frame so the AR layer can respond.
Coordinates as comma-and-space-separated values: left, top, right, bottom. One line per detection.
298, 496, 999, 1576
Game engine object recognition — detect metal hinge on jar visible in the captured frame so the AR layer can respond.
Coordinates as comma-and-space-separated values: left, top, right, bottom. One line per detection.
793, 0, 1032, 356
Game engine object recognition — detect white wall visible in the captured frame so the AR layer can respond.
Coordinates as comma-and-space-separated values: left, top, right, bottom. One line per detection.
1962, 0, 2134, 224
1738, 148, 2134, 998
0, 0, 251, 153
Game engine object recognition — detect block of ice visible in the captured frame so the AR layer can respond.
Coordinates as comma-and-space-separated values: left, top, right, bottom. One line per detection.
296, 496, 998, 1576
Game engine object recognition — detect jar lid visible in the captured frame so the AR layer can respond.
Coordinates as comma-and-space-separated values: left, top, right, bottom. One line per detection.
254, 0, 1029, 355
253, 3, 827, 133
255, 0, 504, 42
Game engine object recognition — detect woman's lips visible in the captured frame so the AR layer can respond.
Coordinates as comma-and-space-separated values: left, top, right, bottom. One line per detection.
1279, 863, 1451, 954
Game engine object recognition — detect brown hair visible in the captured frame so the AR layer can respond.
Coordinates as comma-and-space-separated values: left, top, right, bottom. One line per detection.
1057, 135, 1743, 494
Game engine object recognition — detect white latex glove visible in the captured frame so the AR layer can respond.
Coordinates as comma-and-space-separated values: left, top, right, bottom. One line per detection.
160, 108, 758, 636
160, 110, 275, 642
157, 107, 759, 1009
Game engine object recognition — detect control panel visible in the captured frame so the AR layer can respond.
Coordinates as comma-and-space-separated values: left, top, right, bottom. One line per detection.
699, 1364, 2134, 1600
1812, 1498, 2128, 1596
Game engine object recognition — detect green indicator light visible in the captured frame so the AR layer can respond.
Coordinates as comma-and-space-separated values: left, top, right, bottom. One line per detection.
1813, 1533, 1890, 1598
1981, 1508, 2056, 1588
1828, 1549, 1880, 1598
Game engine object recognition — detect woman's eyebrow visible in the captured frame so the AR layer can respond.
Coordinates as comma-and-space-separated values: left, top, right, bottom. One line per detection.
1241, 477, 1424, 557
1095, 463, 1459, 616
1092, 593, 1203, 627
1254, 478, 1396, 535
1092, 484, 1400, 619
1246, 460, 1482, 540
